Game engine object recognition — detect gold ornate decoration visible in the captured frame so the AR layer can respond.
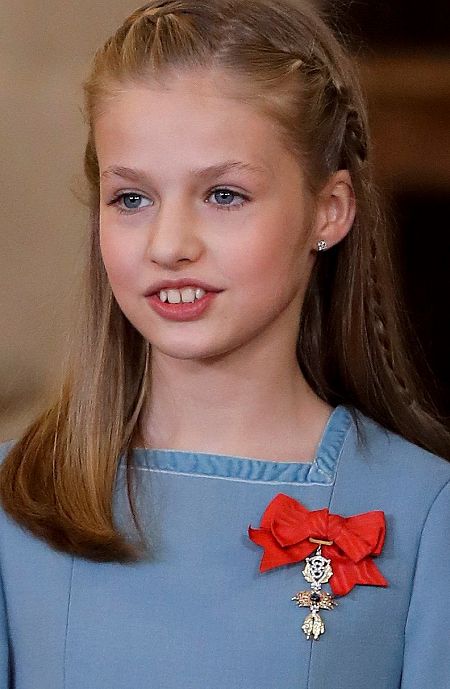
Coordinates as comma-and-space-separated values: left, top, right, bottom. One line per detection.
291, 544, 338, 640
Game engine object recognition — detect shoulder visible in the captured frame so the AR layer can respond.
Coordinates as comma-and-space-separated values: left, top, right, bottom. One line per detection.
0, 439, 16, 485
337, 407, 450, 515
354, 409, 450, 480
0, 440, 18, 522
0, 439, 15, 464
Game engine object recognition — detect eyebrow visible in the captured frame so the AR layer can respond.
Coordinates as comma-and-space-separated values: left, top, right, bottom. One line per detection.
100, 160, 269, 181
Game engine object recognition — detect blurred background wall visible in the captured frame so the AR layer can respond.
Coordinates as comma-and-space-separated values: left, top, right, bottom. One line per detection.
1, 0, 449, 442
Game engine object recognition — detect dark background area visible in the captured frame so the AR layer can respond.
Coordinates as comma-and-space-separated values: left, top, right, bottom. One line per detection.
331, 0, 450, 417
341, 0, 449, 51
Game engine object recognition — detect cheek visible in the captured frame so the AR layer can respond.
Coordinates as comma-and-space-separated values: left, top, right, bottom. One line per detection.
226, 212, 312, 289
99, 226, 140, 291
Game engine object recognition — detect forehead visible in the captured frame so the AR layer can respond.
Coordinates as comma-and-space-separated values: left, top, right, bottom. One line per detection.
95, 67, 267, 124
93, 70, 290, 174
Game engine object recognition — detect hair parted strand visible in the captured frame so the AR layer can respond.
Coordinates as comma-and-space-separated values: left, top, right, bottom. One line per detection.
1, 0, 449, 563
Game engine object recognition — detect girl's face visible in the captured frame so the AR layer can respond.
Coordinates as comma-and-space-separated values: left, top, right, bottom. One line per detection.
96, 70, 320, 361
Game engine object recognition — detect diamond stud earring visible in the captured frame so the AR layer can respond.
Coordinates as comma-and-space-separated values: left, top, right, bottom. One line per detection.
317, 240, 328, 252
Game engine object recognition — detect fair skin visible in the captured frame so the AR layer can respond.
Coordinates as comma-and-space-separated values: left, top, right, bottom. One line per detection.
96, 70, 355, 461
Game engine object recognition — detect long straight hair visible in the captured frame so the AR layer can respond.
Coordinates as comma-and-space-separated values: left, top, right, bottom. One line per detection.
1, 0, 449, 562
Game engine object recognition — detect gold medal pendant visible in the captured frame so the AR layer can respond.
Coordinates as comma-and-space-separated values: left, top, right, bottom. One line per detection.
291, 541, 337, 640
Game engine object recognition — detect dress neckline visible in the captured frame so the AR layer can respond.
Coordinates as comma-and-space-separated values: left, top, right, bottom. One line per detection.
127, 404, 353, 486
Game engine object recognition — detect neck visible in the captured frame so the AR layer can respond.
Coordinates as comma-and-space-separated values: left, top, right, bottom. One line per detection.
135, 337, 332, 462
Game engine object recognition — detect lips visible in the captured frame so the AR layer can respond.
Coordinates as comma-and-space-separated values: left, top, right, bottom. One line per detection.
145, 278, 222, 296
147, 290, 219, 321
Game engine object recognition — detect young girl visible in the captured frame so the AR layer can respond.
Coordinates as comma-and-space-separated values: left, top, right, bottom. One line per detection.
1, 1, 449, 687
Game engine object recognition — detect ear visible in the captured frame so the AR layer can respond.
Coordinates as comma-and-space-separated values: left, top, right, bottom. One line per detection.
312, 170, 356, 252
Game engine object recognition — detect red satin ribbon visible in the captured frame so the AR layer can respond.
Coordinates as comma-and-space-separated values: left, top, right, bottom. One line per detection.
249, 494, 388, 596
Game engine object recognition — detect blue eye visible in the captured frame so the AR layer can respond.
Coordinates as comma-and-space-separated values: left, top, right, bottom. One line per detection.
208, 188, 247, 211
111, 193, 152, 214
123, 193, 143, 209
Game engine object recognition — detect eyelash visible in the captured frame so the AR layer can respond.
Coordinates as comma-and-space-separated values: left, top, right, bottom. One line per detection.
108, 188, 248, 215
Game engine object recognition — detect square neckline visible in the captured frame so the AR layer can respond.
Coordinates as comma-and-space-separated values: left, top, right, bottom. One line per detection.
127, 405, 353, 485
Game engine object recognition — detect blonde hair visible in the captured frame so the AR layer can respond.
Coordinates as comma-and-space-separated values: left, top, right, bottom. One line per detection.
1, 0, 448, 562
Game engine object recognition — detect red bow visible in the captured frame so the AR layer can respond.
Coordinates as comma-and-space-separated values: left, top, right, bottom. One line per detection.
249, 494, 388, 596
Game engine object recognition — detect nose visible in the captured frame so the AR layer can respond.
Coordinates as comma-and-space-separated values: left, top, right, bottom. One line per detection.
146, 196, 204, 268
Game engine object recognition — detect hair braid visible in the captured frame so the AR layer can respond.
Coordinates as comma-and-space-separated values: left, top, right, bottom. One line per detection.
367, 236, 409, 396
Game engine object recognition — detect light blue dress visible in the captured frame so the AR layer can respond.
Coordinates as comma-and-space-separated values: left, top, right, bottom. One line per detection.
0, 405, 449, 689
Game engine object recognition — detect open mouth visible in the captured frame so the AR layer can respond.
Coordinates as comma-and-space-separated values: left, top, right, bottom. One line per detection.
156, 286, 207, 304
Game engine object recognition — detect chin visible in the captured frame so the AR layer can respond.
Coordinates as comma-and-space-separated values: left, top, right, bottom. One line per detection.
149, 332, 244, 361
155, 349, 231, 363
149, 338, 231, 362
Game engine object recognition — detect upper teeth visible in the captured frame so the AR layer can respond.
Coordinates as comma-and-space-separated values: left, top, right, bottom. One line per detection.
159, 287, 207, 303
